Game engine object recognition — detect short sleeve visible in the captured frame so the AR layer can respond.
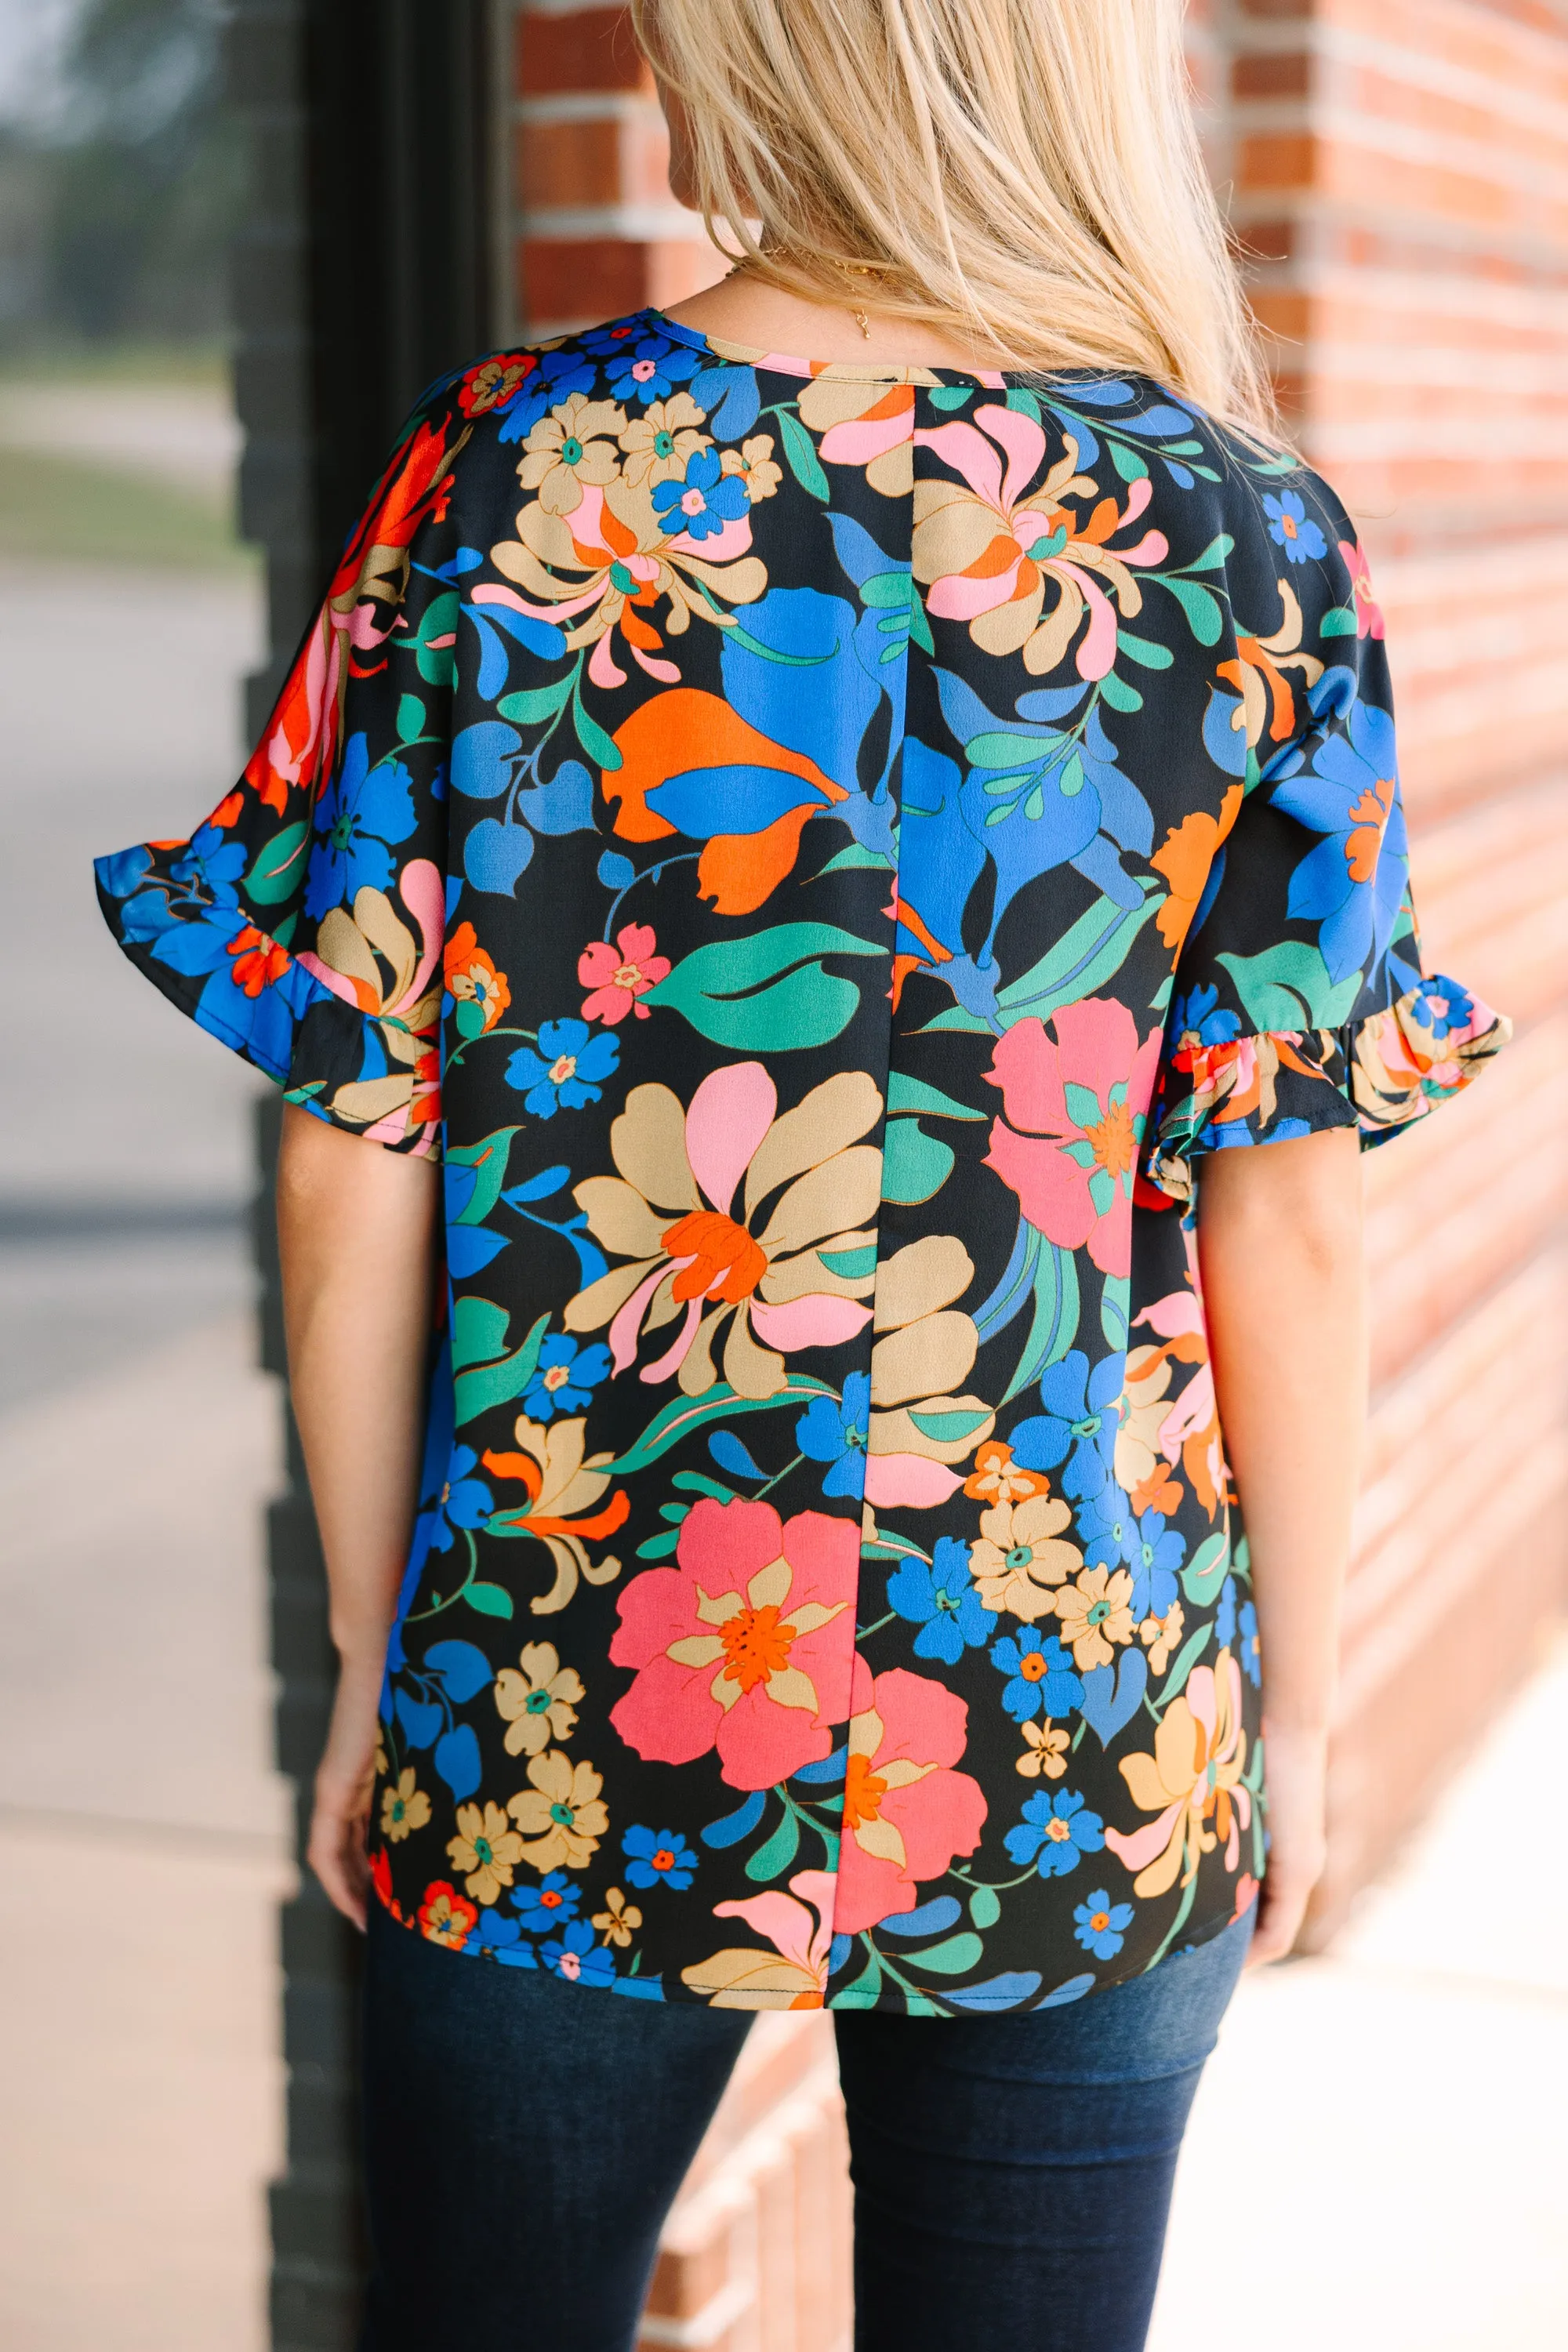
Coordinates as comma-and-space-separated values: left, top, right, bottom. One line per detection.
95, 401, 460, 1157
1142, 486, 1510, 1205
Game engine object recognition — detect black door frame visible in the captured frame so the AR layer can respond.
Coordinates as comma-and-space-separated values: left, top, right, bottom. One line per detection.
225, 8, 501, 2342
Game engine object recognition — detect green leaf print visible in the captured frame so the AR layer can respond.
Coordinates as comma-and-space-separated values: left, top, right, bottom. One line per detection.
1180, 1530, 1232, 1608
744, 1803, 801, 1883
463, 1582, 515, 1619
880, 1119, 955, 1206
245, 821, 310, 906
905, 1932, 985, 1976
604, 1377, 833, 1478
996, 884, 1163, 1029
452, 1308, 549, 1426
1001, 1241, 1080, 1405
967, 1883, 1002, 1929
776, 406, 831, 501
644, 923, 885, 1051
447, 1127, 521, 1228
1217, 940, 1364, 1030
411, 590, 460, 686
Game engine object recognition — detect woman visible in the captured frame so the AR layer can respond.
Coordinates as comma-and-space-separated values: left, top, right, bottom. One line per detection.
96, 2, 1508, 2344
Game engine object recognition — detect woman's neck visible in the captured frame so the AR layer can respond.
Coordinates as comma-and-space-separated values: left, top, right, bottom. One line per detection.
662, 270, 1007, 372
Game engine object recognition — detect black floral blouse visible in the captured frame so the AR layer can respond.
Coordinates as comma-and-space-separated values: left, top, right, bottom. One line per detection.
98, 312, 1508, 2015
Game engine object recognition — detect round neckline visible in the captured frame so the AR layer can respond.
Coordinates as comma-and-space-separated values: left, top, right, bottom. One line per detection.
643, 305, 1014, 390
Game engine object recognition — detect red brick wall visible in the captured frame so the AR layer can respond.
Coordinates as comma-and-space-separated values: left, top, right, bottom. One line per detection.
1225, 0, 1568, 1933
505, 1, 724, 338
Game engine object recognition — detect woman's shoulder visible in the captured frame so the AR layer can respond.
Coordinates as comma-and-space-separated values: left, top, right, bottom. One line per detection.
408, 311, 713, 447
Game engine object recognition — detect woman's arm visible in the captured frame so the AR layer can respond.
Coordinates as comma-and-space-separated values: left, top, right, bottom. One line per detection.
1196, 1125, 1367, 1965
277, 1103, 441, 1927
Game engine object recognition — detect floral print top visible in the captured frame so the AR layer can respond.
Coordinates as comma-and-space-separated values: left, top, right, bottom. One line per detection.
98, 311, 1508, 2015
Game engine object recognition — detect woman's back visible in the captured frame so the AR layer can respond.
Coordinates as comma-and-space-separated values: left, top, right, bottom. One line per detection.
96, 305, 1504, 2006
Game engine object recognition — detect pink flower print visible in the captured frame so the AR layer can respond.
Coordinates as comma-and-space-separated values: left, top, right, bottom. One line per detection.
1338, 536, 1385, 641
984, 999, 1163, 1280
578, 922, 670, 1023
609, 1499, 858, 1791
912, 405, 1169, 678
681, 1868, 839, 2008
833, 1662, 989, 1936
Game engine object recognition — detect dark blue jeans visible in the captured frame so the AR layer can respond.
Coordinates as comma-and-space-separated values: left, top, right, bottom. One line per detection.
360, 1904, 1251, 2351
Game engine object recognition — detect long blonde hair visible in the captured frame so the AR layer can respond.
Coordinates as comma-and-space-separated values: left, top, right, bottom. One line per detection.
632, 0, 1274, 434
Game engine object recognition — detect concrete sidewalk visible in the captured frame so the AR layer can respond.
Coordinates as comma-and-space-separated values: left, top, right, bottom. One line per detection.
1151, 1635, 1568, 2350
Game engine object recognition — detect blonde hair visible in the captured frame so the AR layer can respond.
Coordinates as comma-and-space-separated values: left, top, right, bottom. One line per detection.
632, 0, 1275, 434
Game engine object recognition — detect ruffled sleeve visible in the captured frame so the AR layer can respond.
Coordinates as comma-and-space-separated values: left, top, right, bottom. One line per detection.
94, 394, 466, 1159
1142, 485, 1509, 1207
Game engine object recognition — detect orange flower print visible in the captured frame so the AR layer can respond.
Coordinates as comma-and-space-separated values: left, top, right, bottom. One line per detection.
227, 924, 291, 998
443, 920, 511, 1036
417, 1880, 479, 1951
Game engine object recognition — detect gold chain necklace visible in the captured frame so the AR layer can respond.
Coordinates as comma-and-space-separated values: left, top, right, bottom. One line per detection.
731, 252, 894, 341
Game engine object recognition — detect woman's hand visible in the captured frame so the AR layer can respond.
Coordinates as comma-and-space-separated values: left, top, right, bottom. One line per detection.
1248, 1720, 1330, 1965
307, 1656, 386, 1930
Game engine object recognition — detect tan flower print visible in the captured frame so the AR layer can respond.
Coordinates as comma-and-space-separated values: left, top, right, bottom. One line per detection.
446, 1800, 524, 1905
1052, 1565, 1137, 1671
493, 1640, 585, 1756
480, 1414, 628, 1617
379, 1766, 430, 1843
1105, 1653, 1250, 1898
506, 1750, 609, 1872
619, 394, 710, 490
720, 434, 782, 502
970, 1493, 1083, 1622
517, 395, 627, 514
565, 1062, 884, 1400
1140, 1600, 1186, 1677
1016, 1720, 1070, 1780
592, 1887, 643, 1947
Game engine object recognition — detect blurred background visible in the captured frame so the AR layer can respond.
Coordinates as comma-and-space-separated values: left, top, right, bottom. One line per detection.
0, 4, 1563, 2350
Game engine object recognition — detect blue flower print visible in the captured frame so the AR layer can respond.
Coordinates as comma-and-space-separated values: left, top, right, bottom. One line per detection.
514, 1872, 581, 1934
1078, 1483, 1140, 1576
1269, 689, 1410, 985
1127, 1509, 1185, 1623
1170, 982, 1241, 1050
1404, 975, 1474, 1044
593, 325, 704, 406
1010, 1350, 1123, 1502
887, 1537, 996, 1667
1238, 1599, 1261, 1686
496, 344, 597, 441
523, 1334, 612, 1422
542, 1916, 617, 1987
796, 1371, 869, 1499
1004, 1788, 1106, 1879
1263, 489, 1327, 565
170, 821, 247, 908
470, 1908, 528, 1958
991, 1630, 1084, 1725
506, 1018, 620, 1117
622, 1826, 698, 1891
1073, 1890, 1134, 1960
428, 1444, 494, 1552
652, 445, 750, 542
303, 731, 417, 920
1216, 1574, 1238, 1652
